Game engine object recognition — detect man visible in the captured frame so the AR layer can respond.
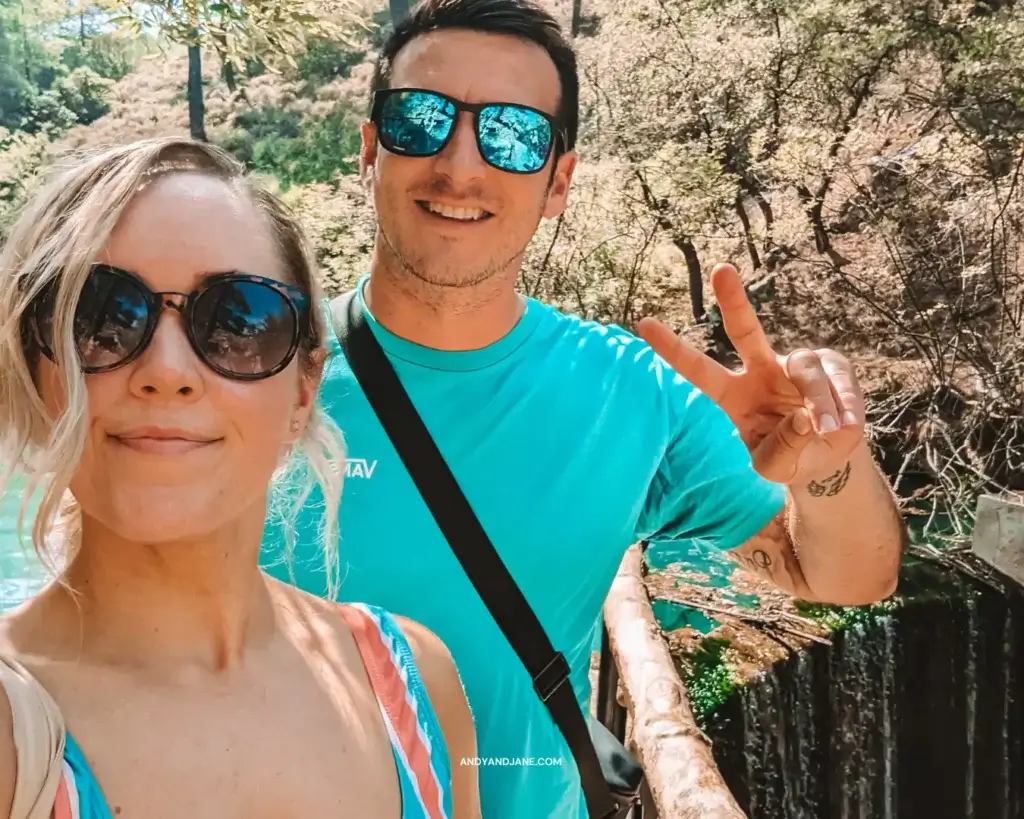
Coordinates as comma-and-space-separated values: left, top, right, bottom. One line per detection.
260, 0, 907, 816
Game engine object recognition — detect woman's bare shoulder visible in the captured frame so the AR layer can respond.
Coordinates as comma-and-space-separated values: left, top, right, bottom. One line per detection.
389, 615, 472, 734
391, 616, 457, 675
265, 581, 464, 708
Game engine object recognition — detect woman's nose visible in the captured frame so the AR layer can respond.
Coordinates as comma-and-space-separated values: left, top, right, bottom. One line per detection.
126, 310, 205, 400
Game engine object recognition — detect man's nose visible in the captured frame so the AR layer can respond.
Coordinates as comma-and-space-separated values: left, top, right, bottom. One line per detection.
434, 112, 487, 181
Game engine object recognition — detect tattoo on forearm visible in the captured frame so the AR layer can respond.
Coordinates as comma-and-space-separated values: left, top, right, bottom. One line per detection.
807, 461, 852, 497
735, 548, 773, 577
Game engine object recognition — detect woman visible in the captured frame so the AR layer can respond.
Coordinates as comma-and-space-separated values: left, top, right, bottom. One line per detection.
0, 138, 481, 819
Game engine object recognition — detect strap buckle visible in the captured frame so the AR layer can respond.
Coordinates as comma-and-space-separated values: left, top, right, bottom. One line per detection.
533, 652, 571, 702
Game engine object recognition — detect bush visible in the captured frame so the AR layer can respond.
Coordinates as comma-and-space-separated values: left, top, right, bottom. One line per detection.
60, 35, 137, 82
296, 36, 365, 86
52, 67, 113, 125
0, 66, 38, 132
22, 91, 78, 134
0, 126, 50, 222
221, 105, 362, 191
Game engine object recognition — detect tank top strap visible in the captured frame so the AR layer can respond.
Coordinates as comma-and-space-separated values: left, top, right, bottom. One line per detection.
338, 603, 453, 819
52, 734, 112, 819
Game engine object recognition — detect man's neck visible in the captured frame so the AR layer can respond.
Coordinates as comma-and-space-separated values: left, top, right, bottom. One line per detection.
362, 252, 526, 352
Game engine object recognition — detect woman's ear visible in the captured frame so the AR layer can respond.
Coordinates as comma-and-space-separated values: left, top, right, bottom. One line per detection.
289, 346, 326, 442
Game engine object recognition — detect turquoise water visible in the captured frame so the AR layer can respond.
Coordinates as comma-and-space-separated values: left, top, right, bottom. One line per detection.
646, 540, 764, 634
0, 474, 50, 612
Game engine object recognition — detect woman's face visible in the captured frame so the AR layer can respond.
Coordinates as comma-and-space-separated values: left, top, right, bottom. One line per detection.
36, 173, 319, 544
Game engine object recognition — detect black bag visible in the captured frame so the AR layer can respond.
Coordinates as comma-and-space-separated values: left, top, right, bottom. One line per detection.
334, 292, 644, 819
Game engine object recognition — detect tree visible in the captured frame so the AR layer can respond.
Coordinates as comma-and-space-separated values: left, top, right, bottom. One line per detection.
389, 0, 410, 26
104, 0, 361, 140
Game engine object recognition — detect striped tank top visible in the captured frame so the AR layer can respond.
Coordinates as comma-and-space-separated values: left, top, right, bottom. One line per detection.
51, 603, 454, 819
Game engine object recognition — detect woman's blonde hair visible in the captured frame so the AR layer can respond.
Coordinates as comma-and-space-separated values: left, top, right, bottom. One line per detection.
0, 137, 345, 596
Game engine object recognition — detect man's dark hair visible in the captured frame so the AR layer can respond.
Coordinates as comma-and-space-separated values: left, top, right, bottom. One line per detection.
370, 0, 579, 154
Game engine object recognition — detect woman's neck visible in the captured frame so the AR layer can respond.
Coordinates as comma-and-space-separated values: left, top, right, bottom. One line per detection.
42, 512, 279, 675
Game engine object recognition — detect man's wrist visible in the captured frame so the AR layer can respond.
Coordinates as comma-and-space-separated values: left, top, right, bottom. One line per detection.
789, 439, 873, 501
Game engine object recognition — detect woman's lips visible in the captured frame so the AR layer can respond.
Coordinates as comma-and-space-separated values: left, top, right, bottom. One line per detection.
110, 435, 220, 454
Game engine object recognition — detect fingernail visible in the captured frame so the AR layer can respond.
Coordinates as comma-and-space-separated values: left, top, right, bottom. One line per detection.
842, 411, 858, 426
819, 414, 838, 433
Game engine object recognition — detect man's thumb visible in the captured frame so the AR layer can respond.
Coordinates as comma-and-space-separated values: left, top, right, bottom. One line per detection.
750, 408, 815, 484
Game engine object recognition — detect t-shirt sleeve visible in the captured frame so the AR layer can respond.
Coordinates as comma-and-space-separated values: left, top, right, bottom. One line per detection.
633, 365, 787, 552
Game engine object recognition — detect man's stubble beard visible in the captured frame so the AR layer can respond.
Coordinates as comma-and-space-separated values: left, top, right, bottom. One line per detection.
374, 198, 545, 292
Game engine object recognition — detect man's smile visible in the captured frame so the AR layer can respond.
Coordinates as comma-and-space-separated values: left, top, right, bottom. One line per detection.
416, 200, 494, 222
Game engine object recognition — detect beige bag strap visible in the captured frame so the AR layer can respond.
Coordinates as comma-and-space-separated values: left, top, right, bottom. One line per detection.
0, 656, 67, 819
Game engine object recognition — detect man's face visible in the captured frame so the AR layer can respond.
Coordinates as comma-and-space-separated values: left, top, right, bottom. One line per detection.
361, 29, 577, 289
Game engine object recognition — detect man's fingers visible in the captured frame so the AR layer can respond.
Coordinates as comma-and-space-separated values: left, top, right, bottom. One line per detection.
750, 408, 816, 483
637, 317, 730, 402
784, 348, 842, 433
820, 349, 865, 427
710, 263, 776, 366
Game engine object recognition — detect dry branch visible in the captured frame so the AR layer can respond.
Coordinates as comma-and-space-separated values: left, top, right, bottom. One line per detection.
603, 545, 745, 819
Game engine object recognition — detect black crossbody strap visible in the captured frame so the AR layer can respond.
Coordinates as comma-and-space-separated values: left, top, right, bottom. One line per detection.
334, 292, 617, 819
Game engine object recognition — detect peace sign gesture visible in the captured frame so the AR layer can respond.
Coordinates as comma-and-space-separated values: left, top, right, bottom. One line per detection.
638, 263, 867, 486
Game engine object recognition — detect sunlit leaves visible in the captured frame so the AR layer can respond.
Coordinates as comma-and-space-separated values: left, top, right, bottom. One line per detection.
100, 0, 365, 73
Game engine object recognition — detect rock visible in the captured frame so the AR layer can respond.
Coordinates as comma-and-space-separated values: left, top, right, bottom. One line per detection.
971, 493, 1024, 586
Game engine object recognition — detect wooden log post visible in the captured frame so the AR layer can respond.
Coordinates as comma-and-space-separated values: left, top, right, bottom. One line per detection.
603, 544, 746, 819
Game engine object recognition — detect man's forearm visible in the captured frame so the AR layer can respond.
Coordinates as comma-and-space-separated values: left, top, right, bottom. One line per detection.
784, 440, 907, 605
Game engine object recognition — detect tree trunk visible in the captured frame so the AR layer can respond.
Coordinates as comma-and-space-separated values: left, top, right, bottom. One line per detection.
735, 190, 761, 270
188, 45, 208, 142
630, 168, 706, 323
742, 180, 774, 253
212, 32, 237, 94
389, 0, 411, 25
222, 59, 237, 93
20, 0, 30, 82
675, 236, 704, 322
572, 0, 583, 36
603, 545, 746, 819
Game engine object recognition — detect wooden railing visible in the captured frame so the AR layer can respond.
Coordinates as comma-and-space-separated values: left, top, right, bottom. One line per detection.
597, 544, 746, 819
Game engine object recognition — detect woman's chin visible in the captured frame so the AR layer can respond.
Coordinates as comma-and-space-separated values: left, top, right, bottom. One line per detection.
86, 490, 250, 546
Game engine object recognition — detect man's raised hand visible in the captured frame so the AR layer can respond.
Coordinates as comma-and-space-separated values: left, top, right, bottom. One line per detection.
637, 263, 866, 486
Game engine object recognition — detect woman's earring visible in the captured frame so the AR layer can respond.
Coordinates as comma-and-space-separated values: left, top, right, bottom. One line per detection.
291, 419, 300, 435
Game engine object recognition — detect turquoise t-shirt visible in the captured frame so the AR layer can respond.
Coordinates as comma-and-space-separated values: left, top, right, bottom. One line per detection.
260, 278, 785, 819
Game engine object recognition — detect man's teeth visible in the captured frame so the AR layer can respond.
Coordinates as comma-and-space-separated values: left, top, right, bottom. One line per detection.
426, 202, 488, 221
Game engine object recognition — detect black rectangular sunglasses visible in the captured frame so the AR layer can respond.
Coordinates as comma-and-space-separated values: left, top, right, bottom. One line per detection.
370, 87, 565, 175
28, 264, 311, 381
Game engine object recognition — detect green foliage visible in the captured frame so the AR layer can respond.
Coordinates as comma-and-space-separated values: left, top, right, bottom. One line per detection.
220, 104, 362, 190
60, 34, 138, 81
295, 35, 364, 86
793, 599, 899, 632
0, 1, 129, 136
104, 0, 363, 74
0, 126, 50, 221
0, 65, 38, 132
0, 65, 113, 134
52, 66, 113, 124
682, 637, 738, 720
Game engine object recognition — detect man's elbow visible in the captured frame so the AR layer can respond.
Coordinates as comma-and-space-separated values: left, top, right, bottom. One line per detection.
805, 538, 903, 607
816, 575, 898, 607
